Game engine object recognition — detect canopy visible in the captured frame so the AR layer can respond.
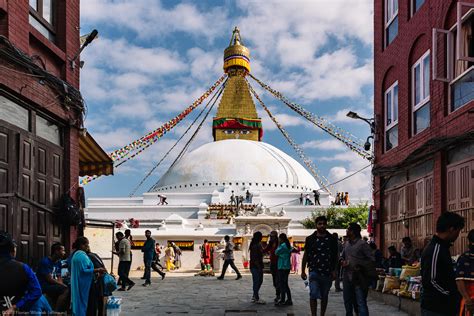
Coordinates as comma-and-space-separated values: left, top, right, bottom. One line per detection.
79, 131, 113, 177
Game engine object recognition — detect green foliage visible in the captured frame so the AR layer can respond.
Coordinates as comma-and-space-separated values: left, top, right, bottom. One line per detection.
301, 203, 369, 229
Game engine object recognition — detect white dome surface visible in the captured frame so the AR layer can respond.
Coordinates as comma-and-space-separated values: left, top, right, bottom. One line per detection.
152, 139, 319, 191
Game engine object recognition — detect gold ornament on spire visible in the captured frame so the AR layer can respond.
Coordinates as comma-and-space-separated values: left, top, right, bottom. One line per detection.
223, 26, 251, 73
213, 27, 262, 142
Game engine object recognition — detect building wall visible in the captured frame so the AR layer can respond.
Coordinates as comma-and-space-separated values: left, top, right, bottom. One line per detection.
373, 0, 474, 255
0, 1, 82, 266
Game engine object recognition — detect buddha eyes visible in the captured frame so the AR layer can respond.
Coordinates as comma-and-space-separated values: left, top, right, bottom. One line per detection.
223, 130, 250, 134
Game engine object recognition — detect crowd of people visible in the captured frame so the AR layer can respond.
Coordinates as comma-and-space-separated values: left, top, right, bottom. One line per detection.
333, 192, 350, 205
0, 233, 108, 316
1, 211, 473, 315
242, 212, 474, 316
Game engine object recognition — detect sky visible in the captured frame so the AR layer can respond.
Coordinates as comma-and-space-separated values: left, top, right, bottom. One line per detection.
80, 0, 374, 200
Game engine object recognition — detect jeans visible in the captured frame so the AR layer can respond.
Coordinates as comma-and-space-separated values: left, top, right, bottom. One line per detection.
118, 261, 134, 288
144, 259, 152, 283
343, 279, 369, 316
278, 269, 292, 302
250, 267, 263, 300
270, 263, 280, 297
152, 261, 165, 277
220, 259, 241, 278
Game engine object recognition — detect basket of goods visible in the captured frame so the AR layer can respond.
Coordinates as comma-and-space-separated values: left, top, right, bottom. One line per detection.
382, 276, 400, 294
399, 264, 420, 280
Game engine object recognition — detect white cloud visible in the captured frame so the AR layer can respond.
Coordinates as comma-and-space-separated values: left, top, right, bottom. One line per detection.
81, 0, 228, 42
110, 100, 153, 119
92, 128, 142, 150
328, 164, 372, 200
86, 38, 186, 75
301, 139, 346, 151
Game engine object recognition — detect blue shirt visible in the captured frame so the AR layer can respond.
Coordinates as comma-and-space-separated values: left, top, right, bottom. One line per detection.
17, 263, 42, 310
37, 257, 62, 289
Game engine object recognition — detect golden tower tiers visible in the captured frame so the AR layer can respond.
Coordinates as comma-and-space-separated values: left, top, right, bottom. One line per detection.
213, 27, 262, 142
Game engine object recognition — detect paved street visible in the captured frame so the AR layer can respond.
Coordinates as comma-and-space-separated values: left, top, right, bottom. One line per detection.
116, 272, 409, 315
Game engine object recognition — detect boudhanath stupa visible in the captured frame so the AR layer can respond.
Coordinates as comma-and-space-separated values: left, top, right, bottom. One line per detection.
85, 28, 364, 270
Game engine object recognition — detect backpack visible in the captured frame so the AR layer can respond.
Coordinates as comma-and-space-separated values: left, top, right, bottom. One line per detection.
58, 194, 82, 226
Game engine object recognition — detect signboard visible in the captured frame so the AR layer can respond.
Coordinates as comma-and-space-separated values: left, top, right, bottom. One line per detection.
131, 240, 144, 250
207, 241, 222, 248
233, 237, 243, 244
167, 240, 194, 251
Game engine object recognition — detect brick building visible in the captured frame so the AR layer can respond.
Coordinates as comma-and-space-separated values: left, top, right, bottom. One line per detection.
0, 1, 112, 267
373, 0, 474, 256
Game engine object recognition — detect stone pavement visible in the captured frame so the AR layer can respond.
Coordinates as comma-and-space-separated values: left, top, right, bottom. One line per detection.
117, 272, 409, 316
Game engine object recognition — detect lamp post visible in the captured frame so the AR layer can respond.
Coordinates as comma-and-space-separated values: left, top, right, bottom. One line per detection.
346, 111, 375, 151
346, 111, 377, 237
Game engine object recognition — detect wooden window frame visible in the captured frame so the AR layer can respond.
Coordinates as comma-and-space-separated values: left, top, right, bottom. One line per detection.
412, 50, 431, 135
385, 81, 398, 152
410, 0, 425, 17
385, 0, 398, 47
29, 0, 56, 37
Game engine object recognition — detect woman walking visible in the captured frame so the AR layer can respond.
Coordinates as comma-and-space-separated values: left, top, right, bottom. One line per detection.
249, 231, 265, 304
164, 244, 175, 271
275, 233, 293, 306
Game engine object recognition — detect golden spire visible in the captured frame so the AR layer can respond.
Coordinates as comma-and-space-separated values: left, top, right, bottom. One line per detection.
223, 26, 251, 73
213, 28, 262, 142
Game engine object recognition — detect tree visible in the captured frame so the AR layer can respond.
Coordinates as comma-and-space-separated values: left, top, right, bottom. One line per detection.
301, 203, 369, 229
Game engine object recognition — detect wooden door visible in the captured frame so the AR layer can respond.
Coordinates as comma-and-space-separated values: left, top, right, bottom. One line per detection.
15, 134, 34, 265
0, 126, 15, 233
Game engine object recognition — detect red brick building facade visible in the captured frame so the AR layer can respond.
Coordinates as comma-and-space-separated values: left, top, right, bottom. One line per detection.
0, 1, 111, 267
374, 0, 474, 256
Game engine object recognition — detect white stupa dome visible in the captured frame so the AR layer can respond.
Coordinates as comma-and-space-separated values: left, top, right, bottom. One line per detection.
151, 139, 319, 192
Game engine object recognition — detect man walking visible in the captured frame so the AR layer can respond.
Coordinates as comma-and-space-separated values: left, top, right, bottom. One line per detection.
332, 233, 343, 292
217, 235, 242, 280
341, 223, 375, 316
141, 230, 155, 286
301, 216, 339, 316
114, 232, 135, 291
421, 212, 464, 316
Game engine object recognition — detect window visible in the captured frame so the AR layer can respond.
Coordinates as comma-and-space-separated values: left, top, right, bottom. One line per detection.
385, 0, 398, 46
0, 96, 29, 131
29, 0, 56, 41
412, 51, 431, 134
451, 12, 474, 111
385, 82, 398, 151
433, 5, 474, 111
411, 0, 425, 16
36, 115, 61, 146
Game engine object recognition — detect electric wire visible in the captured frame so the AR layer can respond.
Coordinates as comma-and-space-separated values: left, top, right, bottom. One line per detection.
246, 78, 333, 194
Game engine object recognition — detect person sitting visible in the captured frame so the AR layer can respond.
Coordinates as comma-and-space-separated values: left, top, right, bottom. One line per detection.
0, 231, 51, 315
36, 242, 69, 311
400, 237, 416, 265
387, 245, 403, 270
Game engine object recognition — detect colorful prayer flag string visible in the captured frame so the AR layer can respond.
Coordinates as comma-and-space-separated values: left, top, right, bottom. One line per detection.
80, 74, 227, 186
248, 73, 373, 161
246, 78, 333, 194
